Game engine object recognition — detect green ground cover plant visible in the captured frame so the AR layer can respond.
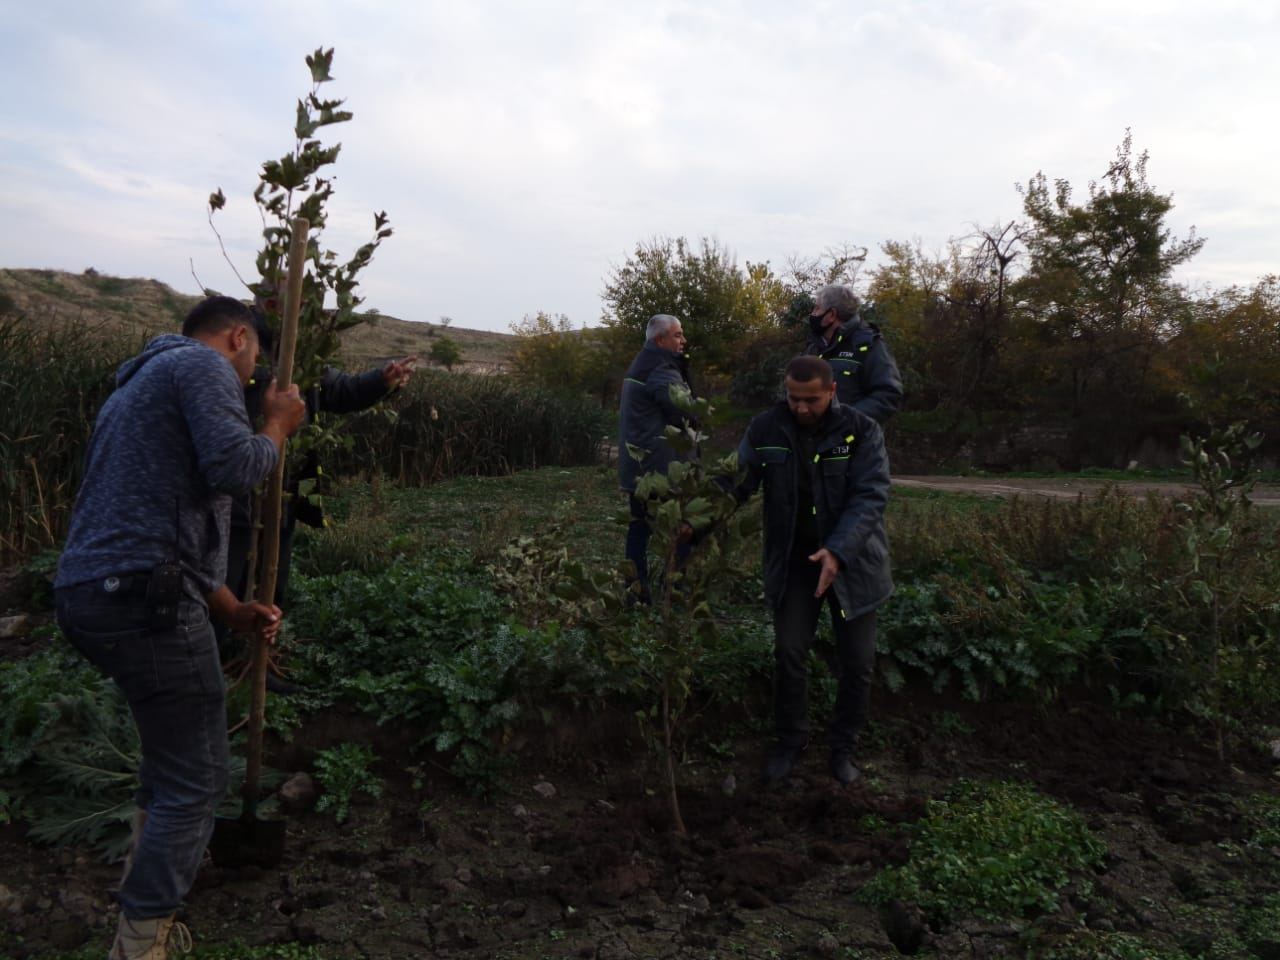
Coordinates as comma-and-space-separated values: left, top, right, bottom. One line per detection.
313, 743, 383, 824
861, 779, 1106, 923
7, 464, 1280, 856
1241, 894, 1280, 958
1243, 791, 1280, 848
285, 550, 632, 789
1035, 930, 1191, 960
289, 465, 1280, 775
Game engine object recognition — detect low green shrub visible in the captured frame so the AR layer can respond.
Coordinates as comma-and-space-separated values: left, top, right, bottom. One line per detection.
288, 550, 505, 669
861, 780, 1106, 922
1242, 893, 1280, 957
0, 645, 272, 859
880, 487, 1280, 715
878, 574, 1109, 701
287, 553, 632, 790
314, 743, 383, 824
0, 646, 101, 778
1243, 791, 1280, 848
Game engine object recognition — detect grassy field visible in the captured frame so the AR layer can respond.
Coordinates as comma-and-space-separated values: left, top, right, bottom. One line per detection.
292, 464, 627, 575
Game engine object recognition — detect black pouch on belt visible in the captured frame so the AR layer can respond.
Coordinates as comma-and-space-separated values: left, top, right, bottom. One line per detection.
146, 561, 184, 630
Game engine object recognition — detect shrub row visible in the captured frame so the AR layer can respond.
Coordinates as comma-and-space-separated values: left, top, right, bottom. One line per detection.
332, 370, 608, 483
0, 317, 608, 563
0, 318, 128, 561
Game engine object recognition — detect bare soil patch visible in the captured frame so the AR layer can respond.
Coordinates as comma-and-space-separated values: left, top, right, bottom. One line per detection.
3, 686, 1277, 959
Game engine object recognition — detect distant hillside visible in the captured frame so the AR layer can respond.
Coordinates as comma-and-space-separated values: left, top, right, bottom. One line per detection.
0, 268, 516, 373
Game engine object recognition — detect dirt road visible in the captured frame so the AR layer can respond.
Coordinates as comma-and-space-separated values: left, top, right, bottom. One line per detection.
893, 475, 1280, 506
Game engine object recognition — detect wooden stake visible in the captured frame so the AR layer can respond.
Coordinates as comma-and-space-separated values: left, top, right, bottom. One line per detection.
242, 216, 309, 819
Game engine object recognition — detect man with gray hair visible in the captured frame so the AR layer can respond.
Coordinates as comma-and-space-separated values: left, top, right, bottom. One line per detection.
805, 284, 903, 424
617, 313, 695, 601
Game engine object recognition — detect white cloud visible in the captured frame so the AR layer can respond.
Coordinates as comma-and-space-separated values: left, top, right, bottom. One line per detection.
1, 0, 1278, 329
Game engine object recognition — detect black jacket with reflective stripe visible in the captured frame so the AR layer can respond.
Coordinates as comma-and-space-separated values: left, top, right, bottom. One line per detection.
617, 345, 695, 493
734, 401, 892, 619
804, 319, 904, 424
233, 365, 390, 528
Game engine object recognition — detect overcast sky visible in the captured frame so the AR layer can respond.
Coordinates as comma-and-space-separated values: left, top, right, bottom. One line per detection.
2, 1, 1276, 332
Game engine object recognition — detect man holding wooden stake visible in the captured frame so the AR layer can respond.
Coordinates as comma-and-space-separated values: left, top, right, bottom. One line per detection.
54, 296, 305, 958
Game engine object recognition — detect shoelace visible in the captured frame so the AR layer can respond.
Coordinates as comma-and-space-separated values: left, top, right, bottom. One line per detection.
168, 921, 193, 956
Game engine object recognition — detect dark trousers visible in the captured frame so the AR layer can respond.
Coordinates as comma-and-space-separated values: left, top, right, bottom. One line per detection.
625, 493, 691, 601
56, 579, 228, 919
773, 558, 876, 753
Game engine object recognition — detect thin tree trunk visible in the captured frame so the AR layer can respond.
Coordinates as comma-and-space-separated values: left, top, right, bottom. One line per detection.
660, 539, 686, 836
663, 678, 687, 836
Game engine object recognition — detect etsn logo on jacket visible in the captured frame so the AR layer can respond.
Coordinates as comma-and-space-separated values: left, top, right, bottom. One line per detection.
829, 445, 850, 456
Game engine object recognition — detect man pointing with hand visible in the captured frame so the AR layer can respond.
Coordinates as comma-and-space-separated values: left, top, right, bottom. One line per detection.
731, 356, 892, 786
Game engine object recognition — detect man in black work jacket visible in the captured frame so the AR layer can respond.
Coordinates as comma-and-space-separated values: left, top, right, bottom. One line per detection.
617, 313, 695, 601
733, 355, 892, 784
804, 284, 903, 424
220, 314, 416, 653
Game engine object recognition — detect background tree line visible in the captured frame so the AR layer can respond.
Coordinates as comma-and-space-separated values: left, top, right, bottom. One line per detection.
510, 133, 1280, 470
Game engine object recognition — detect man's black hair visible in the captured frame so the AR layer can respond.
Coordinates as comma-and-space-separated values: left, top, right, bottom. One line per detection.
181, 296, 254, 339
785, 355, 834, 387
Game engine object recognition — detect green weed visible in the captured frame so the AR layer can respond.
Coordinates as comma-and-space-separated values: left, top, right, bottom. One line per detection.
861, 779, 1106, 922
1243, 791, 1280, 848
1034, 930, 1190, 959
314, 743, 383, 824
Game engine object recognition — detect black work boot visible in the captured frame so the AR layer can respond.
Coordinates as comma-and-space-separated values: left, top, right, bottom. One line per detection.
829, 751, 860, 786
762, 740, 807, 783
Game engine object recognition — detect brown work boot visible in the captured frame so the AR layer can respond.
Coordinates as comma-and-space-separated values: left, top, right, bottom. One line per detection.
109, 913, 192, 959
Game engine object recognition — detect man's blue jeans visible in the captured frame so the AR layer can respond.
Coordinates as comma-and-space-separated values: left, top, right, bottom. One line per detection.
55, 578, 228, 920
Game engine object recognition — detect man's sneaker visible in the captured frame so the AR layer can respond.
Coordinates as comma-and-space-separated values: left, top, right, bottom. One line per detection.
829, 752, 861, 786
110, 913, 192, 959
761, 741, 806, 783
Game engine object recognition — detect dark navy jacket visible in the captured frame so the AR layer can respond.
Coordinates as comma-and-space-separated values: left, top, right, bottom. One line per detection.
735, 400, 892, 619
55, 335, 278, 600
804, 318, 904, 424
617, 344, 694, 494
